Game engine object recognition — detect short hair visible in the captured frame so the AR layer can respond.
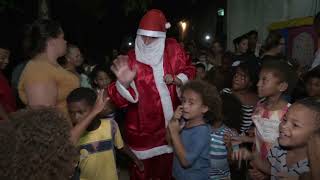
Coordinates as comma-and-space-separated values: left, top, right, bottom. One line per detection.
67, 87, 97, 107
295, 97, 320, 126
181, 80, 222, 124
89, 65, 114, 88
261, 59, 298, 95
264, 31, 283, 51
9, 107, 77, 180
23, 19, 62, 59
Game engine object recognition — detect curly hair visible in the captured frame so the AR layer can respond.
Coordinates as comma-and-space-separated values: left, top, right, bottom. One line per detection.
0, 121, 15, 180
9, 107, 78, 180
181, 80, 222, 124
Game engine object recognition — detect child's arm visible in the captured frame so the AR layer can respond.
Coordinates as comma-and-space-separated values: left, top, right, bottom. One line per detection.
119, 144, 144, 171
168, 105, 190, 167
70, 90, 109, 144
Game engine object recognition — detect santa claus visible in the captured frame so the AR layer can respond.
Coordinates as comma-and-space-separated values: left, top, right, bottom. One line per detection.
107, 9, 195, 179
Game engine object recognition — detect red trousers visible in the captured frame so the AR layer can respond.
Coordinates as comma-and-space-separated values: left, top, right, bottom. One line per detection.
130, 153, 173, 180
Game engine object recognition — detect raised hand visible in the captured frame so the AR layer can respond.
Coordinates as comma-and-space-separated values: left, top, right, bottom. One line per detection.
92, 89, 110, 115
111, 55, 137, 88
169, 106, 183, 134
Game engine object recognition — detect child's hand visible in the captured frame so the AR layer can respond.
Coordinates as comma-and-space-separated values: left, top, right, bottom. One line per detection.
164, 74, 174, 84
173, 105, 183, 120
134, 159, 144, 172
92, 89, 110, 115
232, 148, 252, 161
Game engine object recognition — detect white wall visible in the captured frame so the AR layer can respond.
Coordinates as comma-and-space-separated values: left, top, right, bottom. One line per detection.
227, 0, 320, 50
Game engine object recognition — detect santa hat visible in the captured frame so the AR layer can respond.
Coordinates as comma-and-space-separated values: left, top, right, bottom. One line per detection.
137, 9, 171, 38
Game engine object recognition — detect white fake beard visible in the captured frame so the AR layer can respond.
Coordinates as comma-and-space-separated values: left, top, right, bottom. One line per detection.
135, 35, 165, 66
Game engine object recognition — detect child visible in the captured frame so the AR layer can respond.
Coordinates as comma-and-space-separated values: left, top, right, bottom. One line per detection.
305, 66, 320, 98
4, 108, 78, 180
167, 80, 214, 180
207, 84, 239, 179
195, 63, 206, 80
90, 65, 112, 93
67, 87, 143, 180
222, 61, 259, 134
234, 97, 320, 179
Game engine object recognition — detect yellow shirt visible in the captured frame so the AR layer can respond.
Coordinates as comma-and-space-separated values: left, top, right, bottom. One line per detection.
18, 57, 80, 115
78, 119, 124, 180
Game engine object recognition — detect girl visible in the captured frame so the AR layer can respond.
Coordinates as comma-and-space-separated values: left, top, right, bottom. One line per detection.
234, 97, 320, 179
90, 65, 112, 93
222, 61, 259, 134
168, 80, 218, 180
304, 66, 320, 98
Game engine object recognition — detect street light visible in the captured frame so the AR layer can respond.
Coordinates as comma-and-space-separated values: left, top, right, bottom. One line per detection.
180, 21, 187, 32
179, 20, 188, 41
205, 34, 211, 41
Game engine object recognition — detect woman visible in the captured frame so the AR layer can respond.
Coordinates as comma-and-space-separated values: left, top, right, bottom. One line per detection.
18, 19, 79, 117
260, 31, 285, 61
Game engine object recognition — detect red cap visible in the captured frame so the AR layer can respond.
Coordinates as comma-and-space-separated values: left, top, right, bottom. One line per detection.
137, 9, 170, 38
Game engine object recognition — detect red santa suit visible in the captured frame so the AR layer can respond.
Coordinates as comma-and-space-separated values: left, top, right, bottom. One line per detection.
107, 9, 195, 180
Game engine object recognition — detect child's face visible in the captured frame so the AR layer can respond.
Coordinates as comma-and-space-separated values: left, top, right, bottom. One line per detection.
196, 67, 206, 80
232, 68, 251, 91
238, 39, 248, 54
257, 69, 287, 98
95, 71, 111, 89
279, 103, 318, 148
306, 77, 320, 97
181, 89, 208, 120
0, 48, 10, 70
68, 100, 92, 126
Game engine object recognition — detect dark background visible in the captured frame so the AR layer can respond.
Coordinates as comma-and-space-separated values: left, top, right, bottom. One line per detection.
0, 0, 226, 69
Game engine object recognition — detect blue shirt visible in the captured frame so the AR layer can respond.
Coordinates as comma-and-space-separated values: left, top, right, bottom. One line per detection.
173, 124, 210, 180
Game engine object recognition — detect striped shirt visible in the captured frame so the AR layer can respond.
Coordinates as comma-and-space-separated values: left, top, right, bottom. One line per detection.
222, 88, 255, 133
210, 124, 238, 180
268, 144, 309, 180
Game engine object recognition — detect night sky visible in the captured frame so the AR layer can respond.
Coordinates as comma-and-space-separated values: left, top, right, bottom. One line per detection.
0, 0, 225, 67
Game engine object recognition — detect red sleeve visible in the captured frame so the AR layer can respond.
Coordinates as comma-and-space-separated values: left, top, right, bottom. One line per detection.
166, 38, 196, 80
106, 81, 137, 108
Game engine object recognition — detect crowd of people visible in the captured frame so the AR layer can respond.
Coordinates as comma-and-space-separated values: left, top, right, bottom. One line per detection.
1, 8, 320, 180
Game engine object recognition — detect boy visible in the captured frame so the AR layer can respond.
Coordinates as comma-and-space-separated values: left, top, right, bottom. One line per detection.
67, 87, 143, 180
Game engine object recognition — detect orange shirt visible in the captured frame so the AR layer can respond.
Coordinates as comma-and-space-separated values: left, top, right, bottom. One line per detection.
18, 56, 80, 115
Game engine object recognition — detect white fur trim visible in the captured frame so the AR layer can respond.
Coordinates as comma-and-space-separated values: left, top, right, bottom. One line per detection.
176, 73, 189, 85
152, 62, 174, 127
165, 22, 171, 29
115, 81, 139, 103
137, 29, 166, 38
131, 145, 173, 159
